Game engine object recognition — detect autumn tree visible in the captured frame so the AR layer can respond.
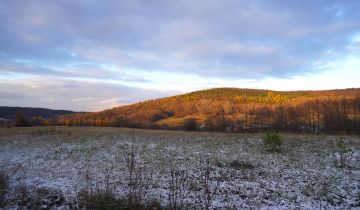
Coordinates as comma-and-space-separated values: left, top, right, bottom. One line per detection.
14, 111, 29, 127
183, 118, 197, 131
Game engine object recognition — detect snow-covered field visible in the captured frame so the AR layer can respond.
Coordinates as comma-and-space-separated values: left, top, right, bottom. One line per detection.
0, 127, 360, 209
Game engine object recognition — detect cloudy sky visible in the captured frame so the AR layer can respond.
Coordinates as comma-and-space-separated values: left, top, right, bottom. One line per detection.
0, 0, 359, 111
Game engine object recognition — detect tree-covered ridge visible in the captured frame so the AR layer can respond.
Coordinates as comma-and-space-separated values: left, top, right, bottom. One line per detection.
0, 106, 75, 120
0, 106, 77, 127
133, 87, 356, 106
56, 88, 360, 133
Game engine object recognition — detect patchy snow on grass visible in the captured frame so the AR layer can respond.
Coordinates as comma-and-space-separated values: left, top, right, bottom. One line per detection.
0, 127, 360, 209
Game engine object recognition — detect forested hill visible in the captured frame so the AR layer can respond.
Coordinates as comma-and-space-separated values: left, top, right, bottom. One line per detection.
0, 106, 75, 120
57, 88, 360, 133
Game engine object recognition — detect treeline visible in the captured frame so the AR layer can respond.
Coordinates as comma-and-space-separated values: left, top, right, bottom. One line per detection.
0, 111, 53, 127
5, 88, 360, 134
0, 106, 75, 127
0, 106, 74, 119
56, 91, 360, 134
232, 98, 360, 133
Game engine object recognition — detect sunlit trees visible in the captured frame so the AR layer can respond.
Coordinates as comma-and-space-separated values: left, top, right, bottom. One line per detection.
51, 88, 360, 134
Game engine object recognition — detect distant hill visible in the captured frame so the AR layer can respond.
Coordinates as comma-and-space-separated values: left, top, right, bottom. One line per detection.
58, 88, 360, 133
0, 106, 75, 120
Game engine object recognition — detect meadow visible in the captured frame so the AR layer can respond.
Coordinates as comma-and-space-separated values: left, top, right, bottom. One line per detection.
0, 127, 359, 209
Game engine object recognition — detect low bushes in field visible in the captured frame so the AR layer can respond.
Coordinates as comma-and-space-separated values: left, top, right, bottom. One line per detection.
263, 133, 283, 152
201, 160, 219, 210
228, 160, 254, 170
168, 162, 188, 210
30, 128, 72, 136
333, 137, 356, 169
77, 189, 163, 210
74, 148, 222, 210
214, 159, 254, 170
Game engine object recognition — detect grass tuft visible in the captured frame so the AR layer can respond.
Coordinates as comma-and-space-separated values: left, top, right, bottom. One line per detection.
77, 189, 164, 210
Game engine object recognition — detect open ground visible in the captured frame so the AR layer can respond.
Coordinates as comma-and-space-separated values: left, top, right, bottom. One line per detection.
0, 127, 359, 209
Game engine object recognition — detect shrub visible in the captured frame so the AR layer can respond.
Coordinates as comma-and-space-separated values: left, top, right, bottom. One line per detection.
263, 133, 283, 152
201, 160, 219, 210
77, 189, 163, 210
183, 118, 197, 131
336, 137, 348, 152
0, 171, 7, 207
213, 159, 224, 168
228, 160, 254, 170
14, 111, 29, 127
334, 137, 351, 168
168, 163, 187, 210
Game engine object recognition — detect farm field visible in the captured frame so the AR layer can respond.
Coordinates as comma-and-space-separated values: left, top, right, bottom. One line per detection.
0, 127, 360, 209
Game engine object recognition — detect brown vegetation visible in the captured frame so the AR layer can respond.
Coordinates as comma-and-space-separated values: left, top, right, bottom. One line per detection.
0, 171, 7, 207
55, 88, 360, 133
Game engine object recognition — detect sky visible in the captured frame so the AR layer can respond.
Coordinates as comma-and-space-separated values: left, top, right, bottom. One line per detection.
0, 0, 359, 111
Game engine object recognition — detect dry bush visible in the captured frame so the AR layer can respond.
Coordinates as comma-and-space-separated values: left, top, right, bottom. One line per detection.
123, 142, 147, 205
77, 189, 163, 210
228, 160, 254, 170
201, 160, 219, 210
167, 162, 188, 210
333, 137, 354, 169
214, 159, 254, 170
12, 185, 64, 209
0, 171, 7, 207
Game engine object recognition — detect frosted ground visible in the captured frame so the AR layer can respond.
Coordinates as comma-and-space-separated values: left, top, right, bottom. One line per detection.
0, 127, 359, 209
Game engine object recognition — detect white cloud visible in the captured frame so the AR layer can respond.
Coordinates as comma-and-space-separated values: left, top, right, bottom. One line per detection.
0, 0, 359, 110
0, 77, 172, 111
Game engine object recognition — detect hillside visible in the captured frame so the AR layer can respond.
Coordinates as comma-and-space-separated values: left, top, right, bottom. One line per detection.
57, 88, 360, 133
0, 106, 75, 120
